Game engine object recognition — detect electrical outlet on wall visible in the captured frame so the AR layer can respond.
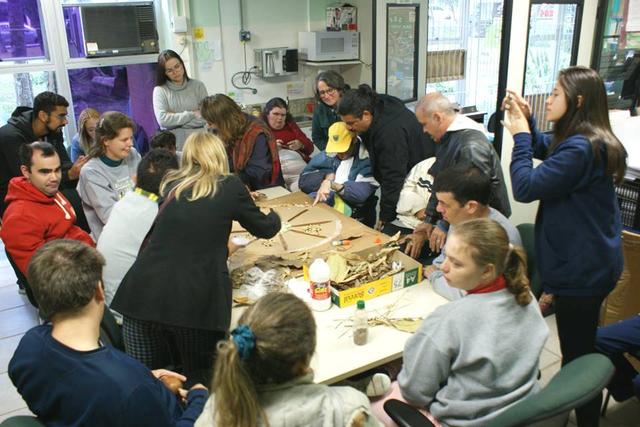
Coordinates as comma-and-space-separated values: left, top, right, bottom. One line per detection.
239, 30, 251, 42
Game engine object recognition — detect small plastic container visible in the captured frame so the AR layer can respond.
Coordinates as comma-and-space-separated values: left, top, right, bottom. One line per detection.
353, 300, 368, 345
308, 258, 332, 311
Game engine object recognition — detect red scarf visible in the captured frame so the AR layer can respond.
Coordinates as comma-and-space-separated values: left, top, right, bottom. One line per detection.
467, 275, 506, 295
231, 118, 281, 186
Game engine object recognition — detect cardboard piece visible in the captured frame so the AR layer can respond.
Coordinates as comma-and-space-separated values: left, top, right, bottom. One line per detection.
228, 192, 390, 270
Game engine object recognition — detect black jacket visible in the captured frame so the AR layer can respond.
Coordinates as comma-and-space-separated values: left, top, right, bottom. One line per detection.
360, 95, 435, 223
0, 110, 74, 215
111, 175, 281, 331
426, 125, 511, 221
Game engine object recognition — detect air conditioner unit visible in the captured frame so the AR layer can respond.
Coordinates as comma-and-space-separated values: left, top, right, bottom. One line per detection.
79, 2, 159, 58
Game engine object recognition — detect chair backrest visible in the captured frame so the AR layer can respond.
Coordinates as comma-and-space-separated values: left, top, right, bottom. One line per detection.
490, 353, 614, 427
100, 307, 125, 351
515, 223, 542, 299
600, 229, 640, 326
4, 249, 39, 308
0, 416, 45, 427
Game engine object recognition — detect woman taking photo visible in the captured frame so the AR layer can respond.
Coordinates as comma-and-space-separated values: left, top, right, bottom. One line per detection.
200, 94, 283, 190
504, 65, 626, 427
262, 97, 314, 191
153, 49, 208, 150
78, 111, 141, 240
111, 131, 281, 386
70, 107, 99, 162
312, 70, 348, 150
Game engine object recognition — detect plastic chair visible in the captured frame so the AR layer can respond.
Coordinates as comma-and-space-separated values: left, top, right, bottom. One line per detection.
0, 416, 45, 427
515, 223, 542, 299
384, 353, 614, 427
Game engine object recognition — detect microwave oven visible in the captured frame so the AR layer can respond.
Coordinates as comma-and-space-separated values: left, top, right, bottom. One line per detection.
298, 31, 359, 62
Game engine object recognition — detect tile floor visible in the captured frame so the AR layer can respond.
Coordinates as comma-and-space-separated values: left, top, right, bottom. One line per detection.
0, 246, 638, 424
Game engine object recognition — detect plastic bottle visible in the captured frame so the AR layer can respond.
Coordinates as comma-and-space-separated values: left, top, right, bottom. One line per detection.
353, 300, 368, 345
308, 258, 332, 311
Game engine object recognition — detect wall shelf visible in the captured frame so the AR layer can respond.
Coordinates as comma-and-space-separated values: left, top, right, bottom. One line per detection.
299, 60, 361, 66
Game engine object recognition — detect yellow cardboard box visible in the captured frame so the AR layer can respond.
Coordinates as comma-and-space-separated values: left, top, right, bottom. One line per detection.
304, 249, 423, 308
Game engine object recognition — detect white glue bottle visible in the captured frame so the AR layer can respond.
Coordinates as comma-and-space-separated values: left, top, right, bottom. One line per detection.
308, 258, 332, 311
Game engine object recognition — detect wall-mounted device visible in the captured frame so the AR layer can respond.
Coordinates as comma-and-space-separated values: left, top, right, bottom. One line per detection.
79, 1, 159, 58
254, 48, 298, 78
298, 31, 359, 62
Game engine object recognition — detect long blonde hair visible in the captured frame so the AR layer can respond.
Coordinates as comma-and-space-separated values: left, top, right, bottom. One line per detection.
212, 293, 317, 427
77, 108, 100, 155
159, 131, 229, 201
451, 218, 532, 306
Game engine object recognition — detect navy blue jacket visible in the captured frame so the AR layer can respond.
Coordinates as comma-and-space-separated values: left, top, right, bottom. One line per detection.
510, 120, 623, 296
9, 325, 208, 427
299, 143, 376, 207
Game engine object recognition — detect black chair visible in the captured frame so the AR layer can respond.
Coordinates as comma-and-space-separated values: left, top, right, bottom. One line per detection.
4, 250, 38, 308
100, 307, 125, 351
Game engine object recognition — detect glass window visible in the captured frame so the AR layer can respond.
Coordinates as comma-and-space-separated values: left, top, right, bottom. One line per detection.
592, 0, 639, 110
524, 3, 579, 131
67, 63, 158, 140
0, 0, 46, 62
0, 71, 56, 124
63, 6, 85, 58
426, 0, 504, 128
387, 4, 419, 102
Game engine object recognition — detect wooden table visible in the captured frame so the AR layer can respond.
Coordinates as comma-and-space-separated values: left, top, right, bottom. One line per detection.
232, 280, 449, 384
230, 190, 448, 384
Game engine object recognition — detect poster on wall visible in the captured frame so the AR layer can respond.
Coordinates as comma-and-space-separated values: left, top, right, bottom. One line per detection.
193, 26, 222, 72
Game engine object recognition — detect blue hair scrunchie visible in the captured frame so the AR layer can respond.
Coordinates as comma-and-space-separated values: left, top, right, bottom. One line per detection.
231, 324, 255, 361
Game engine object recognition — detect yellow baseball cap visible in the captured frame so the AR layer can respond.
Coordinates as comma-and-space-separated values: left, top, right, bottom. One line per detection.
326, 122, 355, 154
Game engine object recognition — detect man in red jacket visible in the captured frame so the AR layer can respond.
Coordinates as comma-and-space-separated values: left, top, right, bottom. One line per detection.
1, 141, 94, 281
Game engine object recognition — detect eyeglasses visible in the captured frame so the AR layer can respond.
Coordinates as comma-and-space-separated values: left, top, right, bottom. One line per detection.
165, 63, 183, 74
318, 87, 337, 97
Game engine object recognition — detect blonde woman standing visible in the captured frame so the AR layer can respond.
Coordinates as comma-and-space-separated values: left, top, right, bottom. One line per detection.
111, 131, 281, 386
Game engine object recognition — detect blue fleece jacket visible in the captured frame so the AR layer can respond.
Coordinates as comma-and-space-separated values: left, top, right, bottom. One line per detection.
510, 120, 623, 297
298, 142, 377, 206
9, 325, 208, 427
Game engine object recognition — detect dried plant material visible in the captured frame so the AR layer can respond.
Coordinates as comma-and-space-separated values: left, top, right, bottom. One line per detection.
368, 317, 423, 333
325, 236, 404, 290
327, 253, 349, 283
303, 225, 322, 235
232, 295, 251, 307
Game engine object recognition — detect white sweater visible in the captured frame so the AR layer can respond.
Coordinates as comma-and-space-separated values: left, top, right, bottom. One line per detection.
153, 79, 208, 149
398, 289, 548, 427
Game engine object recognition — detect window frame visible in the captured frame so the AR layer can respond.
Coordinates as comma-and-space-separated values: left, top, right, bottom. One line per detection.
0, 0, 159, 140
522, 0, 584, 95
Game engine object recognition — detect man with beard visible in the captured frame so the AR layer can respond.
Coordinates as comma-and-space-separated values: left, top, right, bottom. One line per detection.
0, 92, 88, 221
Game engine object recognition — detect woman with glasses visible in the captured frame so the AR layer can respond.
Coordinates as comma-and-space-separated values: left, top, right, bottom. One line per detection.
153, 49, 208, 150
262, 97, 314, 191
200, 94, 283, 191
312, 70, 348, 151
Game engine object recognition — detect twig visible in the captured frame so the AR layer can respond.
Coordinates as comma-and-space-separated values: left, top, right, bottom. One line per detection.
290, 229, 327, 239
286, 208, 309, 223
290, 220, 333, 228
278, 233, 289, 251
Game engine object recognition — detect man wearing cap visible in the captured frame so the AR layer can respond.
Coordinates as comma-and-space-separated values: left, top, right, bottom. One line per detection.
298, 122, 378, 227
